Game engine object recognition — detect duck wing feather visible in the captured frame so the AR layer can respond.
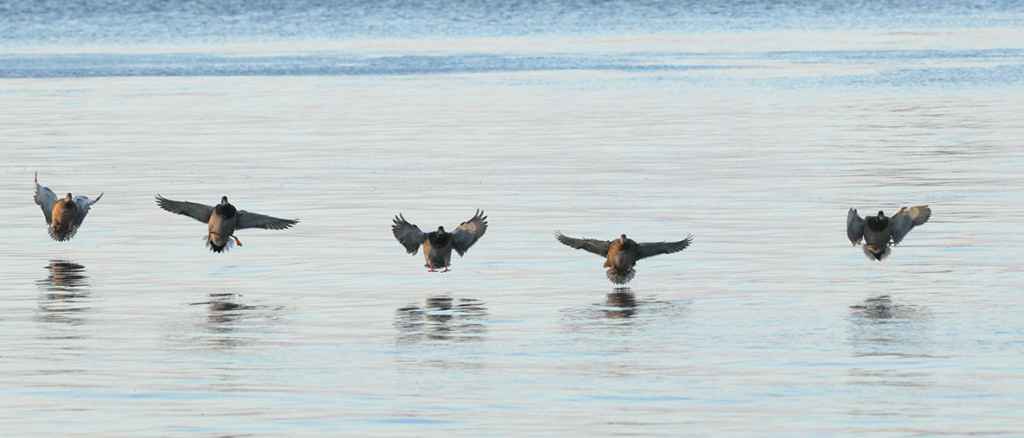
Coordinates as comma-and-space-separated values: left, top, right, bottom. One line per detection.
636, 235, 694, 260
392, 214, 426, 254
33, 172, 58, 224
236, 210, 299, 230
555, 232, 611, 257
451, 209, 488, 256
156, 195, 214, 223
890, 205, 931, 245
847, 208, 865, 245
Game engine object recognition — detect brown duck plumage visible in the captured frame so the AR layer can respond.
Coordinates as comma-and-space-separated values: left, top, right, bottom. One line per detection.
556, 232, 693, 284
33, 172, 103, 242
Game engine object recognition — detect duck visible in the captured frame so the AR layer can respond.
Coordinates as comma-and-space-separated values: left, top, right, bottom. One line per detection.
847, 205, 931, 260
392, 210, 488, 272
156, 195, 298, 253
555, 232, 693, 284
33, 172, 103, 241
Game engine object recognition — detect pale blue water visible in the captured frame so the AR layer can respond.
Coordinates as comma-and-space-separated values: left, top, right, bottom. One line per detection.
1, 1, 1023, 436
2, 0, 1021, 43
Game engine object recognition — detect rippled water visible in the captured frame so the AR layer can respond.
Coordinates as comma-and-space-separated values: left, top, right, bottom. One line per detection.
2, 1, 1023, 436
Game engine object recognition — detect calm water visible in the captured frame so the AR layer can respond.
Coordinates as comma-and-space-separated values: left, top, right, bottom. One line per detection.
2, 1, 1024, 436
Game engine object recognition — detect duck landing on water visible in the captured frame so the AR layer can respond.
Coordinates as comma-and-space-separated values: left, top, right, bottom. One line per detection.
847, 205, 931, 261
392, 210, 488, 272
33, 172, 103, 242
156, 195, 298, 253
555, 232, 693, 284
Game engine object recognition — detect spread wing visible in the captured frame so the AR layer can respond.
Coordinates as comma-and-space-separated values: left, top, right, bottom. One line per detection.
236, 210, 298, 230
555, 232, 610, 257
890, 205, 931, 245
451, 209, 488, 256
72, 193, 103, 226
637, 235, 694, 260
34, 172, 58, 224
392, 214, 426, 254
847, 208, 865, 245
155, 195, 214, 223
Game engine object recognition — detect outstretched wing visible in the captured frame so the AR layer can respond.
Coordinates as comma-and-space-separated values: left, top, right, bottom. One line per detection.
72, 193, 103, 226
236, 210, 299, 230
451, 209, 488, 256
155, 195, 214, 223
890, 205, 931, 245
555, 232, 611, 257
34, 172, 58, 224
847, 208, 865, 245
392, 214, 426, 254
637, 235, 694, 260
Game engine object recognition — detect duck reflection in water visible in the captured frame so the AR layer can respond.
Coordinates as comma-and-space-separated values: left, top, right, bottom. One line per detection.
561, 287, 689, 335
604, 288, 638, 319
847, 295, 936, 389
36, 260, 91, 326
191, 292, 258, 325
849, 295, 926, 322
395, 295, 487, 343
189, 292, 280, 349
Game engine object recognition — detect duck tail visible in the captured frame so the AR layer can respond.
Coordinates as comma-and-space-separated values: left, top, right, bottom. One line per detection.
207, 240, 228, 253
48, 225, 77, 242
606, 269, 636, 285
862, 244, 890, 261
205, 234, 234, 253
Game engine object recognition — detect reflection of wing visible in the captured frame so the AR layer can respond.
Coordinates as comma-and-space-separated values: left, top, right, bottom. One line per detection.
847, 208, 865, 245
555, 232, 610, 257
451, 209, 488, 256
890, 205, 931, 245
72, 193, 103, 226
34, 172, 58, 224
637, 235, 693, 260
155, 195, 214, 223
237, 210, 298, 230
392, 214, 426, 254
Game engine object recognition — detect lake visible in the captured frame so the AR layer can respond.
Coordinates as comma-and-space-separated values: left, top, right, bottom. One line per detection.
1, 1, 1023, 436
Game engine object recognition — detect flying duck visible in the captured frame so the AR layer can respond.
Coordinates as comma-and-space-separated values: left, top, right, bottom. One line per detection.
392, 210, 488, 272
847, 205, 931, 260
33, 172, 103, 241
156, 195, 298, 253
556, 232, 693, 284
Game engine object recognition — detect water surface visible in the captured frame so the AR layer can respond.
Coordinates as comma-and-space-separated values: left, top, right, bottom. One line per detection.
1, 1, 1023, 436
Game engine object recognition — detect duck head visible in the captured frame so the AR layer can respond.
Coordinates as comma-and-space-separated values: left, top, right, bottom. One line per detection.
65, 193, 73, 201
437, 226, 446, 234
220, 196, 229, 205
867, 210, 889, 231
